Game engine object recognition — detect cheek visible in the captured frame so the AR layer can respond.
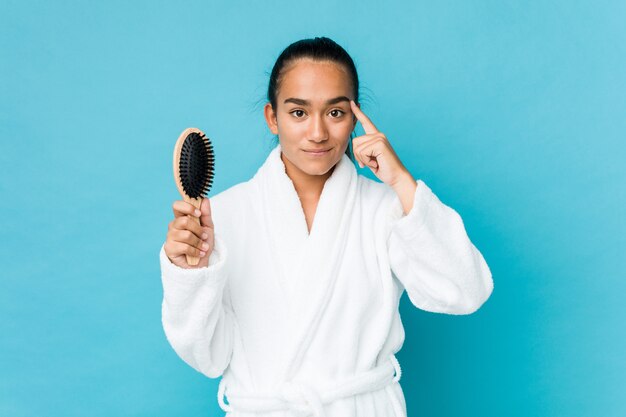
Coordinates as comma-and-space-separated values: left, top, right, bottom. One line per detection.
278, 119, 305, 136
331, 119, 354, 136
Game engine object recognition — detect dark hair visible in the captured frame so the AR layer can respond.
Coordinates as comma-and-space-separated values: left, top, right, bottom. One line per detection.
266, 36, 360, 162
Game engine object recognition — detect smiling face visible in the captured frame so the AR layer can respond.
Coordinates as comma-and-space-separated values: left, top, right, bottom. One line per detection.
264, 58, 357, 180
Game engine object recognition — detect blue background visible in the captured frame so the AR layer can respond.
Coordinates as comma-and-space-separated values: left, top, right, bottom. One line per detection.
1, 1, 624, 416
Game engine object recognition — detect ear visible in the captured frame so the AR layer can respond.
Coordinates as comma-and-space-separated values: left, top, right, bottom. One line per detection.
264, 102, 279, 135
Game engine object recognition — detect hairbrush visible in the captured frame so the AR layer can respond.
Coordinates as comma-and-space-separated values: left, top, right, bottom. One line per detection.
173, 127, 215, 266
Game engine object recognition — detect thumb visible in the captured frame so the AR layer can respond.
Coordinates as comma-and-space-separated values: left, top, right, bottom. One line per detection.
200, 197, 214, 228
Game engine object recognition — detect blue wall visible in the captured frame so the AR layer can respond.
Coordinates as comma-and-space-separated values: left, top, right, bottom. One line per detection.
1, 1, 624, 416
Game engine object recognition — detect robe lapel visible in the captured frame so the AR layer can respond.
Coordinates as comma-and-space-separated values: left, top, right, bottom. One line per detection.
252, 143, 358, 382
254, 144, 309, 315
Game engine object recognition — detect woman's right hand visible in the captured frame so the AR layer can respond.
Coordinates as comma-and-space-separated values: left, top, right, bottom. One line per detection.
164, 197, 214, 269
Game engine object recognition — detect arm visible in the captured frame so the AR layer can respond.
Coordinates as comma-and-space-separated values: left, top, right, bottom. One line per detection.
159, 234, 234, 377
387, 179, 494, 315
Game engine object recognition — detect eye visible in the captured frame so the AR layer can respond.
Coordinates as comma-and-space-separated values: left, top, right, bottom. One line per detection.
290, 109, 306, 118
329, 109, 345, 118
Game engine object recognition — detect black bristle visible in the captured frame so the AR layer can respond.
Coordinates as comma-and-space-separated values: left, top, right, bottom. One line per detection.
178, 132, 215, 199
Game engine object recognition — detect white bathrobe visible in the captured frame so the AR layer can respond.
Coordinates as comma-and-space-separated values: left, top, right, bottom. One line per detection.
159, 143, 494, 417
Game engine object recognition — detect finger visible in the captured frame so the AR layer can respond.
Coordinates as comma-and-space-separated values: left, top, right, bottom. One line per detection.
172, 228, 211, 254
173, 200, 202, 218
351, 139, 363, 168
353, 136, 383, 169
173, 215, 206, 240
172, 240, 207, 259
351, 132, 379, 147
165, 240, 206, 259
350, 100, 379, 135
168, 218, 211, 242
200, 197, 214, 229
352, 133, 377, 168
353, 135, 380, 159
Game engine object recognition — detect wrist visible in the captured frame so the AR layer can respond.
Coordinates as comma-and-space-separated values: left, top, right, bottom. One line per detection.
390, 170, 416, 191
390, 171, 417, 215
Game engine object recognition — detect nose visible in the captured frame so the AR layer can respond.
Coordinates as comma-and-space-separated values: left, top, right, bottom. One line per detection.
307, 113, 328, 142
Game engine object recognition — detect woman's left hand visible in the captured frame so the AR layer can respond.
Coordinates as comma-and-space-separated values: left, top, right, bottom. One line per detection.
349, 100, 413, 187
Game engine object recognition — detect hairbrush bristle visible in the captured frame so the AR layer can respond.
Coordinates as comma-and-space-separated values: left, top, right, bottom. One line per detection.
178, 132, 215, 199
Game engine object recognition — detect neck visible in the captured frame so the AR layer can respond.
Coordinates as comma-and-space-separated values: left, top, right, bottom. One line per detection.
281, 152, 335, 200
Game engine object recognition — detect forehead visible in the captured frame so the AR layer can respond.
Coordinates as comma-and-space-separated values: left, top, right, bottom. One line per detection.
278, 59, 352, 102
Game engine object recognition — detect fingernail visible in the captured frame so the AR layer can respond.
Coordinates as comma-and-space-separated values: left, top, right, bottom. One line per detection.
202, 233, 208, 240
195, 209, 201, 217
202, 242, 209, 250
200, 251, 206, 256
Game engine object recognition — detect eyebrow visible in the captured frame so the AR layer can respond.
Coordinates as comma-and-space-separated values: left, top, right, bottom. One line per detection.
283, 96, 351, 106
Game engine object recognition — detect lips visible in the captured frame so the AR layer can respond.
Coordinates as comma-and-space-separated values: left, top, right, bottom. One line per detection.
304, 148, 331, 153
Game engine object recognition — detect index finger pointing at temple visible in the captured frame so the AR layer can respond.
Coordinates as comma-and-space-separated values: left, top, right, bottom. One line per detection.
350, 100, 379, 134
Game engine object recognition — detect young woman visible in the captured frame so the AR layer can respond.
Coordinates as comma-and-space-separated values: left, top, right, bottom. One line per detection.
160, 37, 494, 417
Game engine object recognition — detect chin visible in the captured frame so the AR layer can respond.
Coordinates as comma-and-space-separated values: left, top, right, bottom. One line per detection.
300, 162, 334, 177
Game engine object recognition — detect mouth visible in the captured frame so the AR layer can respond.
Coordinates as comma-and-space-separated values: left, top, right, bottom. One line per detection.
303, 147, 332, 156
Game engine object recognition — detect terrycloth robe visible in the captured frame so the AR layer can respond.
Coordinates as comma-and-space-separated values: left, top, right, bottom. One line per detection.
159, 143, 494, 416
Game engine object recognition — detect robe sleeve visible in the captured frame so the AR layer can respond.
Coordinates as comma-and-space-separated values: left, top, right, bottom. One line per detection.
159, 234, 234, 378
386, 179, 494, 315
